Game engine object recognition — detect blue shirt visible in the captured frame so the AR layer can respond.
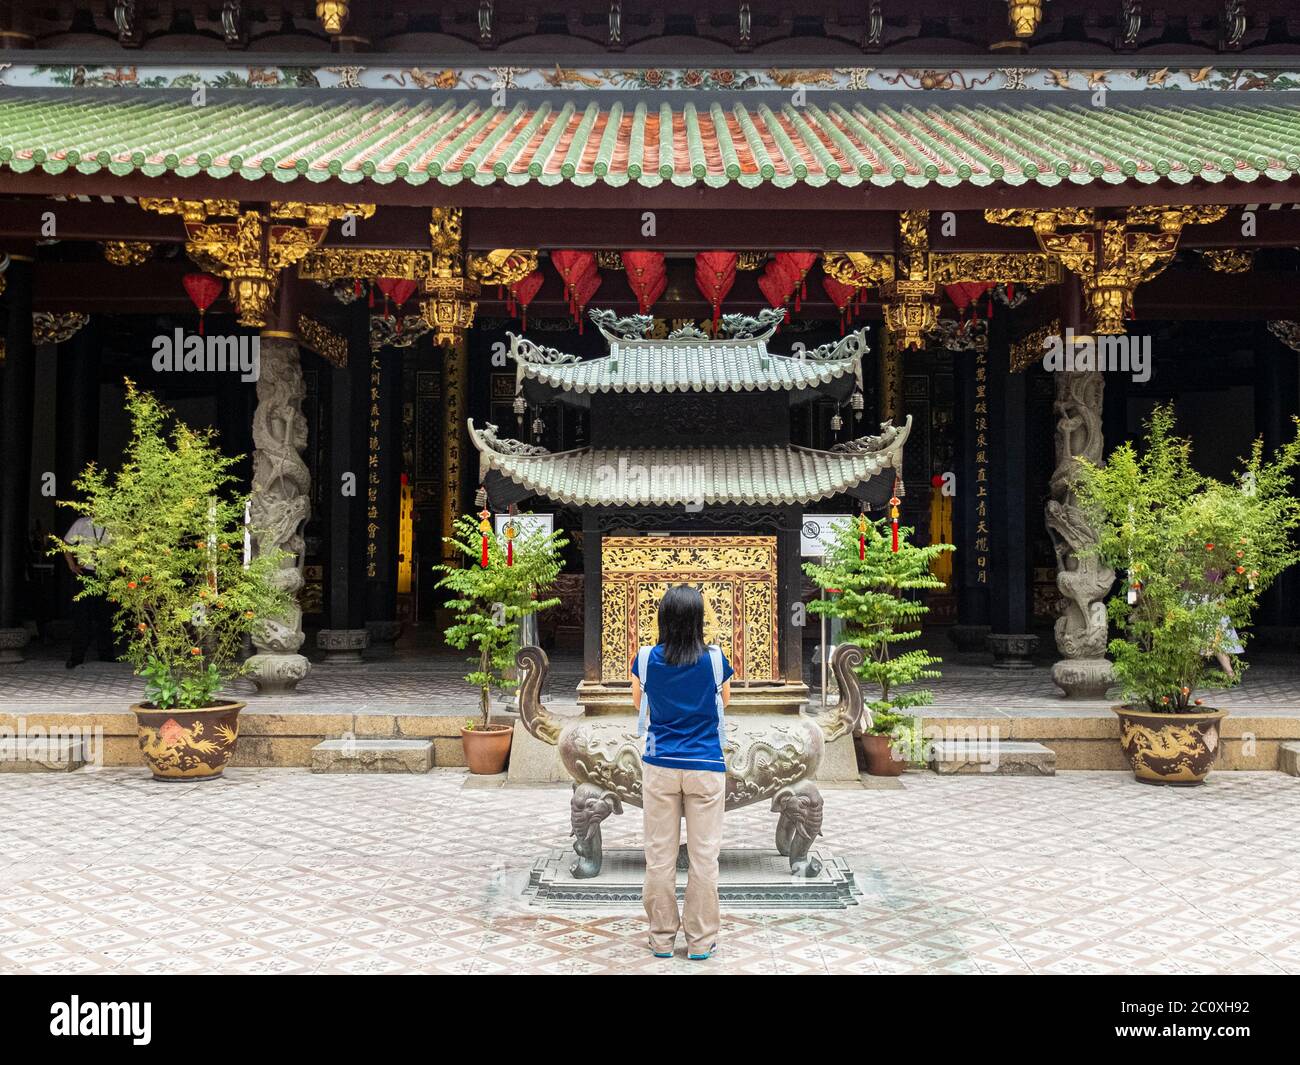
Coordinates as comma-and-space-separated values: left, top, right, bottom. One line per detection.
631, 645, 734, 773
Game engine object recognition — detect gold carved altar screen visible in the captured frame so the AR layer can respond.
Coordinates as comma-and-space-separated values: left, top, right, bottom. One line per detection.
600, 536, 779, 682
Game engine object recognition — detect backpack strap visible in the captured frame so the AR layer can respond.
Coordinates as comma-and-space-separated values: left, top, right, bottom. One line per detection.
635, 645, 653, 739
707, 644, 726, 754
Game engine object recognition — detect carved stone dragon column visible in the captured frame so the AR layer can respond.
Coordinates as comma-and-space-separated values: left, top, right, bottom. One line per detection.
245, 335, 312, 692
1045, 367, 1114, 698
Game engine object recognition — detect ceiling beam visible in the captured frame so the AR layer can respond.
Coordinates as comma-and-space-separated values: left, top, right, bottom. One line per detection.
5, 202, 1300, 253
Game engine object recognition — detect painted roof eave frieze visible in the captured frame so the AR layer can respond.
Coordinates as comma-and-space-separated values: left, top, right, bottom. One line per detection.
7, 62, 1300, 95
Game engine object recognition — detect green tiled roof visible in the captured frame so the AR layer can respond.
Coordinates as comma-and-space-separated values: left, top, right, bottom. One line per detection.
510, 326, 866, 395
2, 90, 1299, 189
469, 417, 909, 507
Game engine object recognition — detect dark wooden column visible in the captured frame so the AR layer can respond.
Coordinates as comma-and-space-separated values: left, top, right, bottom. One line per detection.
949, 341, 990, 652
319, 297, 371, 662
55, 317, 101, 621
1257, 324, 1300, 627
0, 254, 35, 660
986, 305, 1037, 668
364, 345, 403, 655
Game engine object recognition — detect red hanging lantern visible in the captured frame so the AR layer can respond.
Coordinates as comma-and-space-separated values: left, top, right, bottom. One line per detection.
510, 269, 545, 331
822, 276, 857, 335
622, 250, 666, 314
856, 514, 868, 561
376, 277, 418, 331
694, 251, 738, 332
758, 258, 798, 320
504, 522, 515, 566
550, 250, 598, 324
570, 269, 602, 333
774, 252, 817, 311
182, 273, 222, 336
944, 281, 994, 320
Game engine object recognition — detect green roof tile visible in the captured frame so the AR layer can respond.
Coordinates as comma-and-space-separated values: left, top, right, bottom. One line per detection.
2, 90, 1298, 192
469, 417, 910, 507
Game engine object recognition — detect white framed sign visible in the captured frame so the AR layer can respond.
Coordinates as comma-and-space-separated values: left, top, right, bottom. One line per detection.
494, 513, 554, 541
800, 514, 853, 557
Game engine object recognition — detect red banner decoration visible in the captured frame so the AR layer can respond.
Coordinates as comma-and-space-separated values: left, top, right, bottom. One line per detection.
510, 269, 545, 331
182, 273, 222, 336
694, 251, 738, 332
622, 250, 666, 314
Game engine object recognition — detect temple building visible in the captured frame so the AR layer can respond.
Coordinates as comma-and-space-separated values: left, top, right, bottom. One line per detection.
472, 307, 904, 705
1, 0, 1299, 698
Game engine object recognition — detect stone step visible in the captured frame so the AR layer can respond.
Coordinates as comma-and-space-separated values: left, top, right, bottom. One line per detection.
0, 736, 86, 773
1281, 741, 1300, 777
929, 740, 1056, 776
311, 738, 433, 774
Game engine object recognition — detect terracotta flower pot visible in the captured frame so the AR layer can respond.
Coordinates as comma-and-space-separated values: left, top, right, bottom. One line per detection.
461, 723, 513, 774
132, 701, 244, 781
1112, 705, 1229, 786
861, 732, 905, 777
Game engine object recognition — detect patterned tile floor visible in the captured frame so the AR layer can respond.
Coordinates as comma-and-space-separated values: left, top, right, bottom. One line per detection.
0, 768, 1296, 974
4, 644, 1300, 716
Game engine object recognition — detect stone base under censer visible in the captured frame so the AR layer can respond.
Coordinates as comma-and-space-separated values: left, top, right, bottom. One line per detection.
523, 846, 862, 910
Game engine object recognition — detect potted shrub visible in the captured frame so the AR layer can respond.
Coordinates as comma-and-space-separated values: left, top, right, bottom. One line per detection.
1073, 405, 1300, 785
52, 381, 290, 781
804, 514, 953, 775
434, 513, 566, 774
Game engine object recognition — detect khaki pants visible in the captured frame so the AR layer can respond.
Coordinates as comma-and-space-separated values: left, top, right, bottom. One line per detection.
642, 761, 726, 954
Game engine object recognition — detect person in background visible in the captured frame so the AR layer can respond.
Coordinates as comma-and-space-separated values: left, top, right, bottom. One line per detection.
63, 514, 113, 669
1202, 568, 1242, 680
630, 584, 732, 961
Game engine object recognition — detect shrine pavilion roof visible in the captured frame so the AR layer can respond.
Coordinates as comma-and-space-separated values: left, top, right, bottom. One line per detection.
3, 89, 1300, 192
468, 418, 909, 507
511, 314, 866, 395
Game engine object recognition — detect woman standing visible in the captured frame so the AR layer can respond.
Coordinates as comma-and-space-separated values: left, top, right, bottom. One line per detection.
631, 585, 732, 960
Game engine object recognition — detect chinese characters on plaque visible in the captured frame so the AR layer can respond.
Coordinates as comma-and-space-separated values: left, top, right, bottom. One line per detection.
367, 353, 381, 578
973, 348, 990, 585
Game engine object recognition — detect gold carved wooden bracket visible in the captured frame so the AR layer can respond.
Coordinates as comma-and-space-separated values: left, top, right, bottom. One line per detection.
141, 199, 375, 327
835, 211, 1061, 350
986, 205, 1227, 334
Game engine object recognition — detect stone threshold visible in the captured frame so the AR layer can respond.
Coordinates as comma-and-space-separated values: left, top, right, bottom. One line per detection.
3, 708, 1298, 772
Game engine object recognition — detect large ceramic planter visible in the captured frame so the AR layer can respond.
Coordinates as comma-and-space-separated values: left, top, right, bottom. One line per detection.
461, 723, 513, 774
132, 702, 244, 781
1112, 705, 1228, 786
861, 733, 905, 777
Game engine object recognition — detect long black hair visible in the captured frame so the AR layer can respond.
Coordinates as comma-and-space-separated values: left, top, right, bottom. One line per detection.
657, 584, 706, 667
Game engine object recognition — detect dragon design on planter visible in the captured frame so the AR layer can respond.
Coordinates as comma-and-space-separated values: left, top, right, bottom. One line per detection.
515, 643, 868, 879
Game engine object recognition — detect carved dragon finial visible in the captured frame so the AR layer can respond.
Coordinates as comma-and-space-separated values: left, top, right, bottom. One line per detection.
718, 307, 786, 340
589, 307, 654, 340
816, 643, 870, 742
515, 646, 565, 745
